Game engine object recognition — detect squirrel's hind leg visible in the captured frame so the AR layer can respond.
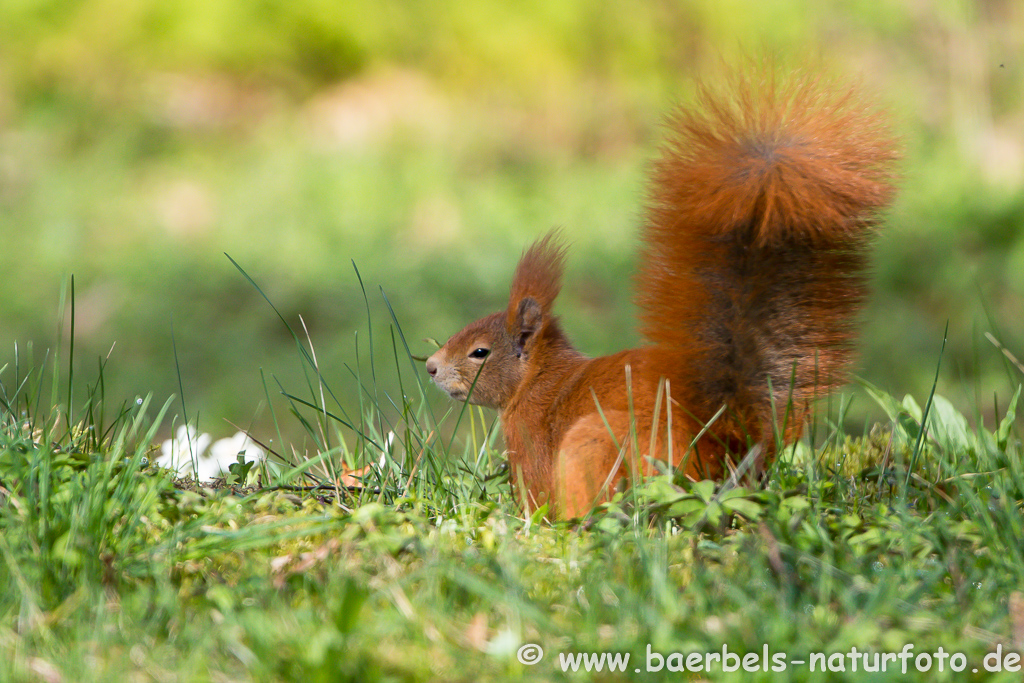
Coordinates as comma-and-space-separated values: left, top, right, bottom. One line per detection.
553, 411, 636, 519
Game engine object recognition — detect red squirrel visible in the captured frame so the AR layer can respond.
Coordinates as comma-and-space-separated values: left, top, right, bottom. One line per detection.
425, 69, 898, 519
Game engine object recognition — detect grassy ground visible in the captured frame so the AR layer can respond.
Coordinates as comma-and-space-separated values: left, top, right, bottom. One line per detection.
2, 319, 1023, 682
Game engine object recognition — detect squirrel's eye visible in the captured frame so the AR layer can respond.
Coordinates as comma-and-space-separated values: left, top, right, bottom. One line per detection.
469, 348, 490, 359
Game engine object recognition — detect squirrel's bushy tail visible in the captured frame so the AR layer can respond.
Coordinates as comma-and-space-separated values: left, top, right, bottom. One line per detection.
635, 70, 899, 446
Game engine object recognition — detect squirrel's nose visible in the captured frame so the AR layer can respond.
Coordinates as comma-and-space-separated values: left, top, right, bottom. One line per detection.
426, 356, 438, 377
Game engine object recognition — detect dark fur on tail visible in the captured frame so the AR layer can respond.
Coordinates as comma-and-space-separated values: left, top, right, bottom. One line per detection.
634, 70, 899, 441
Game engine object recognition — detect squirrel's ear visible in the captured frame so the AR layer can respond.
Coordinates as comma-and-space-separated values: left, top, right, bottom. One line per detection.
512, 297, 543, 358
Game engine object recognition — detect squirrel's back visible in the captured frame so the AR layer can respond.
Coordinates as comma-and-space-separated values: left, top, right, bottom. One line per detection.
635, 70, 898, 448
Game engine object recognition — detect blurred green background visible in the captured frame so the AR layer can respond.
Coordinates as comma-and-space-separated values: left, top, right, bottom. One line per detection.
1, 0, 1022, 444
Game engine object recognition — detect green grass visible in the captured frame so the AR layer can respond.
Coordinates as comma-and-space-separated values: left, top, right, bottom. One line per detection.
2, 294, 1023, 682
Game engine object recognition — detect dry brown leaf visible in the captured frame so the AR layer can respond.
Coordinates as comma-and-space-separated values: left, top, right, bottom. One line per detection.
1010, 591, 1024, 649
27, 658, 62, 683
270, 539, 341, 588
464, 612, 490, 651
338, 464, 373, 488
269, 555, 292, 573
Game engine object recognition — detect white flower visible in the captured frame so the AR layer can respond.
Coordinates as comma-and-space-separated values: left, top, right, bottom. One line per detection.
209, 431, 265, 474
155, 426, 263, 481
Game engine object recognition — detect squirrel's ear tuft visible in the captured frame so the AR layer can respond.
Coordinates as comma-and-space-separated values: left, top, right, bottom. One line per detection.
507, 231, 567, 329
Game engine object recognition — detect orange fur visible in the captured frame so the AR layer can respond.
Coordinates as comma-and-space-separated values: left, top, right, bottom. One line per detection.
425, 68, 898, 519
